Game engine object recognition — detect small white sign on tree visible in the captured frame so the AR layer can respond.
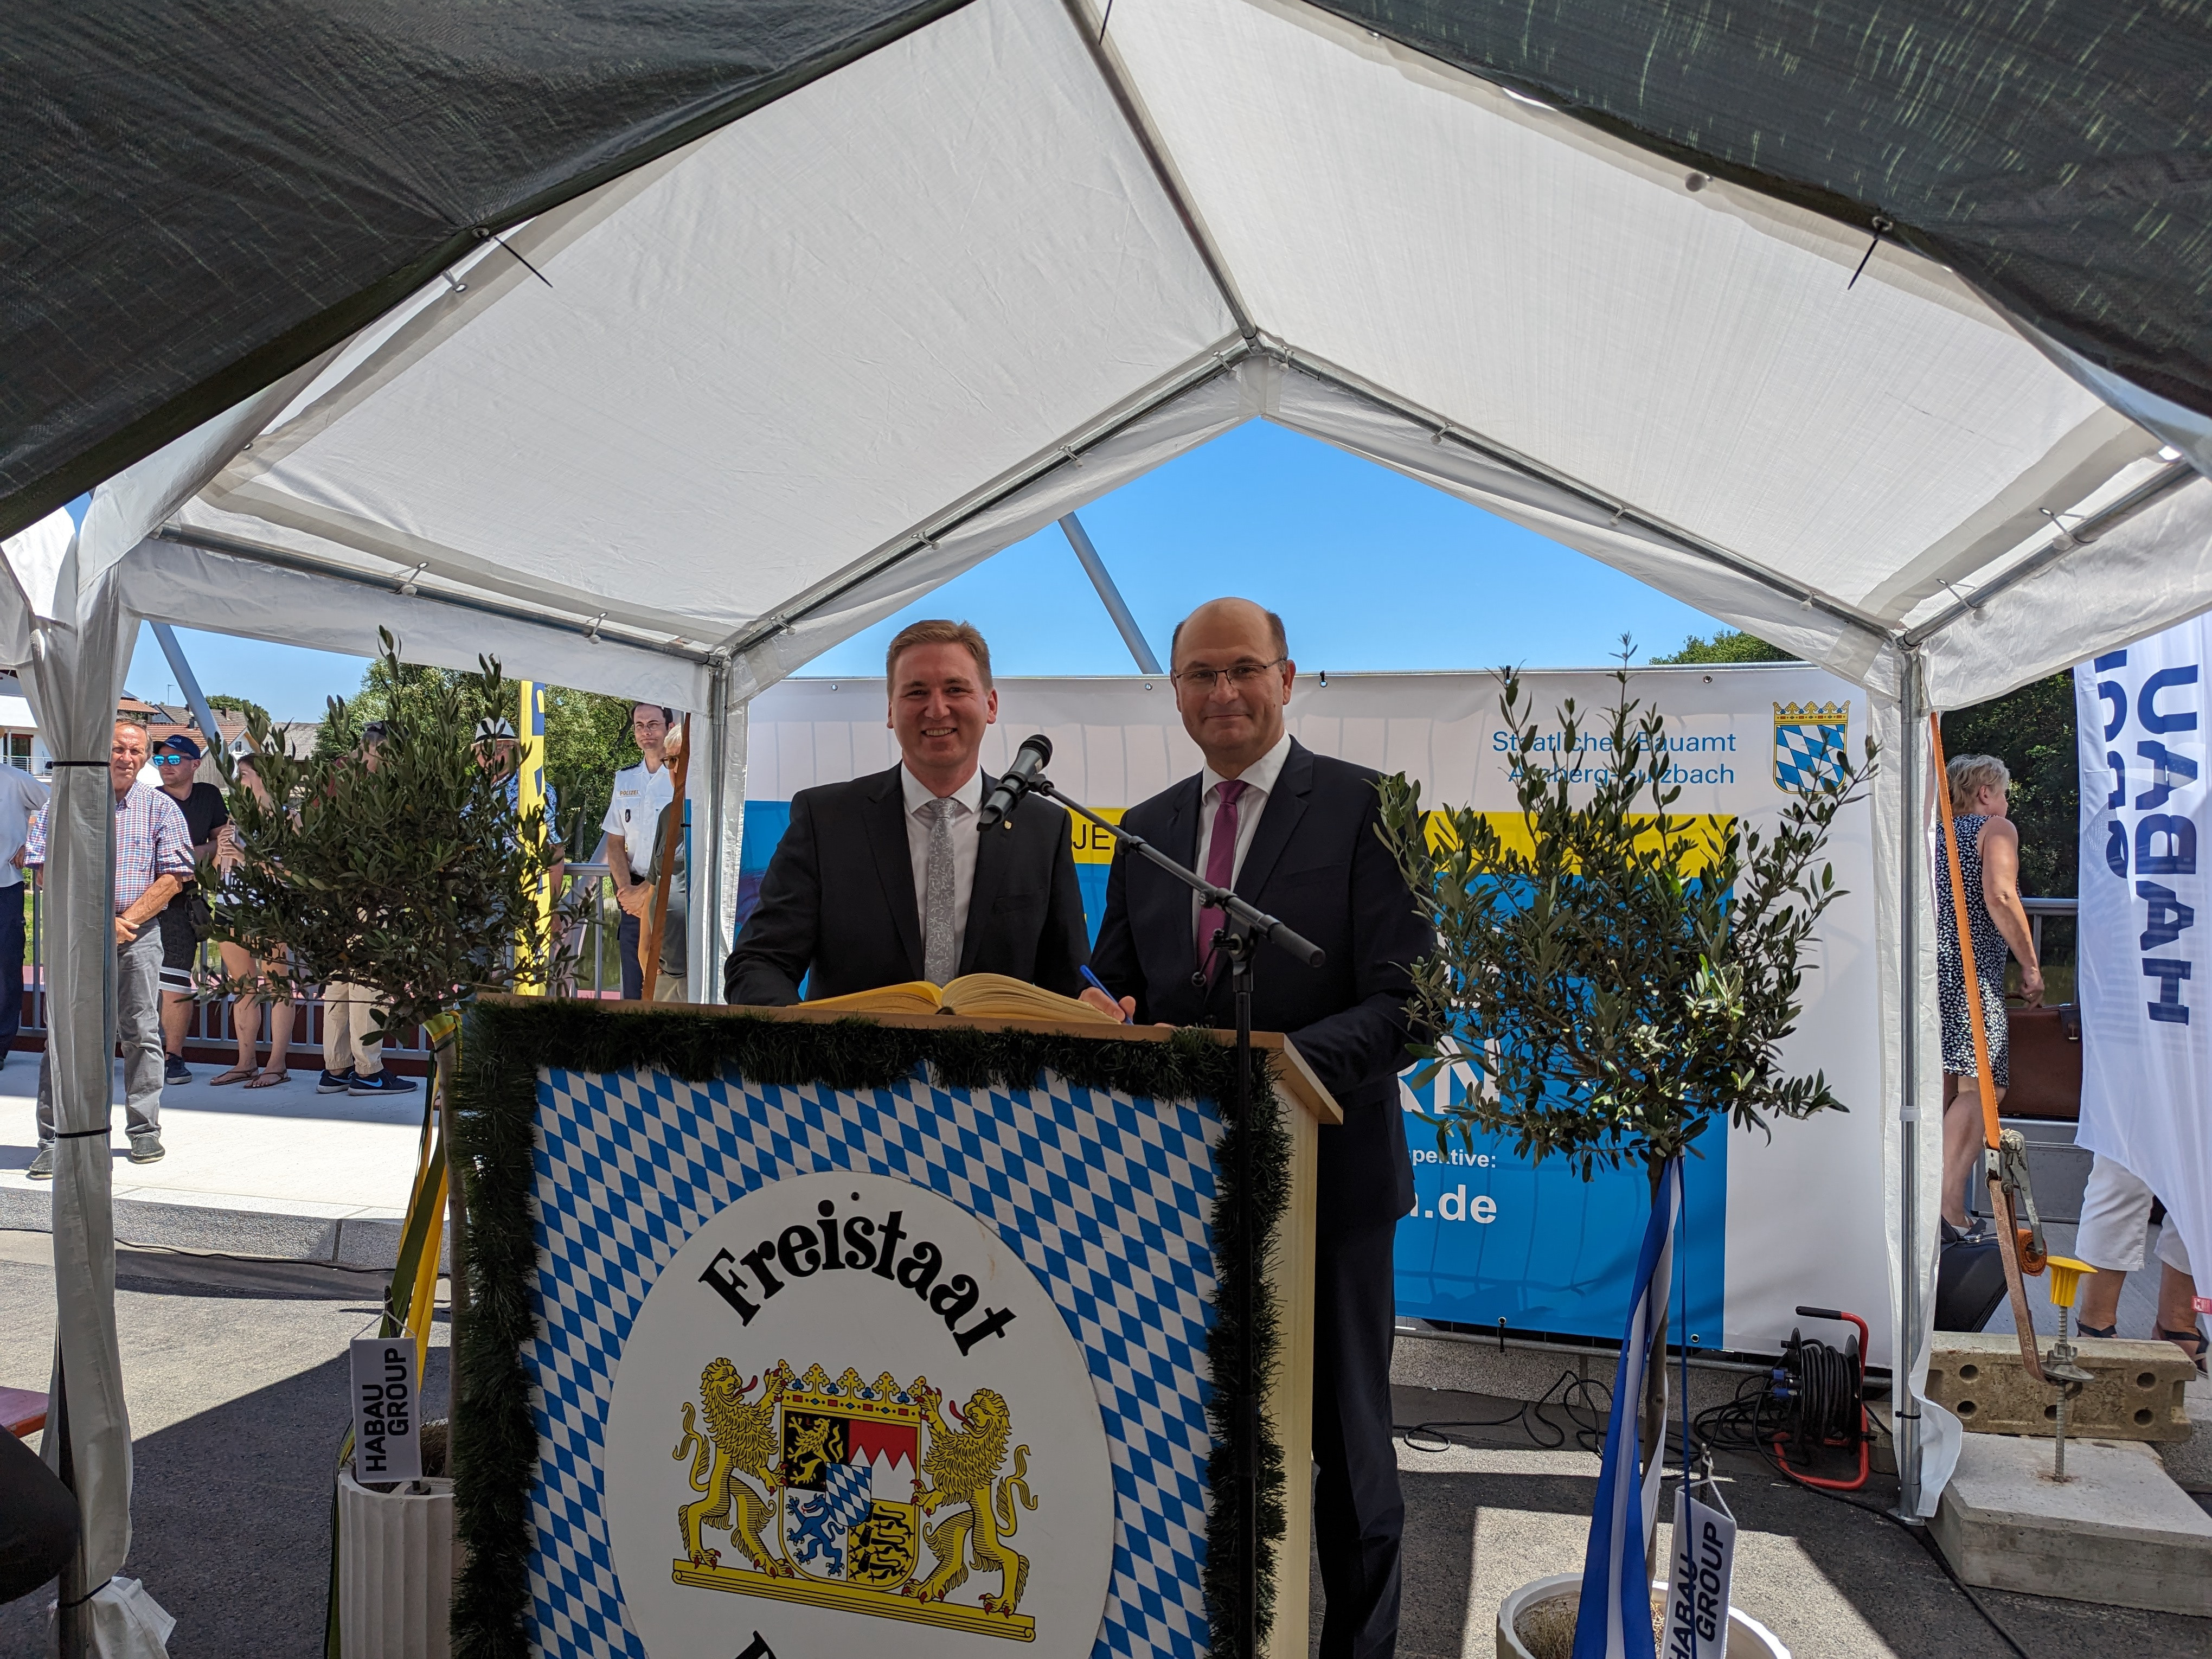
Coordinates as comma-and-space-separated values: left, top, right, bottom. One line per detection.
350, 1335, 421, 1485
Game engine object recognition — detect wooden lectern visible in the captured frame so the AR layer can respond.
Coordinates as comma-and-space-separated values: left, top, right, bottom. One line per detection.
451, 997, 1338, 1659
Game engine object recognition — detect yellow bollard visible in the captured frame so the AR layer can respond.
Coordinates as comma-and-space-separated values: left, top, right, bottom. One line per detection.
2041, 1256, 2098, 1481
2044, 1256, 2096, 1311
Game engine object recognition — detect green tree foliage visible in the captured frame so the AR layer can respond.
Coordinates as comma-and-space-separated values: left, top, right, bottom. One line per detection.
206, 692, 272, 728
1940, 672, 2074, 901
317, 654, 649, 857
1650, 628, 1799, 665
215, 634, 552, 1039
1377, 659, 1869, 1176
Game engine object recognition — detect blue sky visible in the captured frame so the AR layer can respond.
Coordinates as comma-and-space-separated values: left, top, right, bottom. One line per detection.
125, 421, 1723, 716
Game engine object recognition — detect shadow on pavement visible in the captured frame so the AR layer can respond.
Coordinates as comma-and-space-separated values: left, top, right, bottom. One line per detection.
0, 1343, 448, 1658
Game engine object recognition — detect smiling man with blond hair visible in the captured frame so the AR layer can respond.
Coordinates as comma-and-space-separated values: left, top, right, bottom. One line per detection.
724, 619, 1093, 1005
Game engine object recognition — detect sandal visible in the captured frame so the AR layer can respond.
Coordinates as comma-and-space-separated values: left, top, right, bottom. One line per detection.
2075, 1322, 2117, 1340
244, 1068, 290, 1089
209, 1065, 259, 1086
2157, 1325, 2208, 1374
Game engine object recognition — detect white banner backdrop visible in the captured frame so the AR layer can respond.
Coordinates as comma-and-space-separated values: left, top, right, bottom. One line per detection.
2075, 624, 2212, 1304
743, 667, 1887, 1360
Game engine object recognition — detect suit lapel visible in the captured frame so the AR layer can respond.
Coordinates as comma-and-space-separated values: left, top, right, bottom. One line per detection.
1232, 740, 1312, 904
959, 772, 1005, 976
1204, 741, 1312, 1017
1162, 773, 1205, 990
864, 766, 924, 979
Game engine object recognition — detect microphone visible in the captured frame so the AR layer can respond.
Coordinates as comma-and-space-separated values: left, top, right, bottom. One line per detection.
978, 734, 1053, 830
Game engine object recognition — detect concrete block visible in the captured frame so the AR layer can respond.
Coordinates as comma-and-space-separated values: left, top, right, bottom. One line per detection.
1931, 1433, 2212, 1616
1926, 1332, 2192, 1442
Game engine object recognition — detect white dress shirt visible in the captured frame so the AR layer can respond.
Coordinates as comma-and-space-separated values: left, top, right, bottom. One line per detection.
902, 764, 984, 974
602, 758, 676, 875
0, 766, 47, 890
1192, 732, 1293, 944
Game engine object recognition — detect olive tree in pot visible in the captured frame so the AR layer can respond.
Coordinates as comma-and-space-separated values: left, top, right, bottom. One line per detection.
208, 633, 552, 1657
1377, 655, 1866, 1658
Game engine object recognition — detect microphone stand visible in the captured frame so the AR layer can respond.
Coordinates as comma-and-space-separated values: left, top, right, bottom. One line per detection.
1009, 771, 1321, 1656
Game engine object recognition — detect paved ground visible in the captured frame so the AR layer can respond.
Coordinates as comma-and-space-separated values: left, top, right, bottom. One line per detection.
0, 1229, 447, 1658
0, 1056, 427, 1263
5, 1228, 2209, 1658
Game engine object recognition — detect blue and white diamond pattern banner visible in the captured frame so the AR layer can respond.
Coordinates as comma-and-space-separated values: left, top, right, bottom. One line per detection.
528, 1064, 1222, 1658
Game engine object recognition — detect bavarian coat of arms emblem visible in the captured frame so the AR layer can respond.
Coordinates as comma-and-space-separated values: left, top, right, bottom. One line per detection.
671, 1360, 1038, 1638
1772, 700, 1849, 793
605, 1170, 1115, 1658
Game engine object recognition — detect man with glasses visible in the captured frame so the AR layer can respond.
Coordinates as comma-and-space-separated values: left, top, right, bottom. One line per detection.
25, 720, 195, 1175
150, 733, 228, 1082
1091, 598, 1429, 1659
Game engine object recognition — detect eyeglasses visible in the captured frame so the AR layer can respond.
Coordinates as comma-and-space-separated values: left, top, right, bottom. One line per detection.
152, 754, 195, 767
1171, 658, 1287, 694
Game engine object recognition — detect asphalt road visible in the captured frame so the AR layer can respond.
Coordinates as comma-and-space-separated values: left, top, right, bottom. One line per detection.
2, 1228, 2207, 1657
0, 1230, 447, 1658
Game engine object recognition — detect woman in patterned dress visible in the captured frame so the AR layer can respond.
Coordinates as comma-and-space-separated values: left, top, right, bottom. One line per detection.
1937, 753, 2044, 1239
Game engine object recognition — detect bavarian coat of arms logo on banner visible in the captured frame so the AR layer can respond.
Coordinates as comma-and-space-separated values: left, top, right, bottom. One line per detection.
1772, 700, 1850, 793
606, 1170, 1116, 1657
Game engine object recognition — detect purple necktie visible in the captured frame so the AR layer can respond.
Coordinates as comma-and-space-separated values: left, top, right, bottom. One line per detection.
1197, 779, 1248, 980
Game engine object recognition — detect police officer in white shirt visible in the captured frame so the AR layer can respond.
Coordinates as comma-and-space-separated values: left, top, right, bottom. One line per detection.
0, 761, 49, 1064
604, 703, 678, 999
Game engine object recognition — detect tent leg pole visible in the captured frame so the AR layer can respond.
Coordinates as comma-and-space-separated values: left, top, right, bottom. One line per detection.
698, 662, 735, 1002
1895, 657, 1925, 1520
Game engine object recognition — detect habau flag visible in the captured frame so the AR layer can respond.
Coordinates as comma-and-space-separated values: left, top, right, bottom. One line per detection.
1660, 1481, 1736, 1659
2075, 622, 2212, 1310
1572, 1155, 1684, 1659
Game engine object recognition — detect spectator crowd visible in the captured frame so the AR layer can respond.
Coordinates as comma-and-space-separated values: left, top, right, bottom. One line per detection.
20, 702, 687, 1179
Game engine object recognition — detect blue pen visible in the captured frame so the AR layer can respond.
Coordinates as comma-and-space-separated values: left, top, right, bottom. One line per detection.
1079, 964, 1131, 1023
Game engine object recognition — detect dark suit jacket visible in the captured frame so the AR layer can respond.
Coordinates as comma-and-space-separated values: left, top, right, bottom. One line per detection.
1090, 739, 1432, 1227
724, 764, 1092, 1005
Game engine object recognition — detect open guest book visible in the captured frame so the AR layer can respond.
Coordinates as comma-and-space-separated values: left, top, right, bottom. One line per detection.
797, 970, 1124, 1023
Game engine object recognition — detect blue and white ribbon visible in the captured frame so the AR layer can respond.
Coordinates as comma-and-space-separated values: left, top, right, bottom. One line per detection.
1572, 1155, 1685, 1659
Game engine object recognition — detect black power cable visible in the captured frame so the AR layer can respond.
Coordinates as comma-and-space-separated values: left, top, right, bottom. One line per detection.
1395, 1367, 1614, 1455
1403, 1347, 2036, 1658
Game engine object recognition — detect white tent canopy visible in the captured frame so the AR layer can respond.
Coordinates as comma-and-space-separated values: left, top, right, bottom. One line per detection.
11, 0, 2210, 1541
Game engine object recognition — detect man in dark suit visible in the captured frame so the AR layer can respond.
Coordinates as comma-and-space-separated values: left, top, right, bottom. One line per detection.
1091, 598, 1429, 1659
725, 619, 1094, 1005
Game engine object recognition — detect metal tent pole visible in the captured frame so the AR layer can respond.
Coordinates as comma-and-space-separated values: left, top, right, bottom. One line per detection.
1059, 513, 1162, 673
148, 621, 225, 763
1894, 654, 1925, 1519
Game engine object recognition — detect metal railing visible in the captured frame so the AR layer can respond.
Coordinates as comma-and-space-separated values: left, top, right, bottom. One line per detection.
2021, 895, 2076, 961
17, 862, 636, 1066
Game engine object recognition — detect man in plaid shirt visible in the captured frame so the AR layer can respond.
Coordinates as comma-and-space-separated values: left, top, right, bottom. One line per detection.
25, 720, 195, 1175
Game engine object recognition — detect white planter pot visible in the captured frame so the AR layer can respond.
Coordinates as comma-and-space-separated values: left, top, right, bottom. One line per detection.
337, 1470, 456, 1659
1495, 1572, 1790, 1659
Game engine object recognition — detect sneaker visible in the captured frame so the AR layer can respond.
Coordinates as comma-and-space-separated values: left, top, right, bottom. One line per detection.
348, 1071, 417, 1096
317, 1068, 358, 1094
127, 1132, 164, 1164
26, 1145, 53, 1179
164, 1054, 191, 1085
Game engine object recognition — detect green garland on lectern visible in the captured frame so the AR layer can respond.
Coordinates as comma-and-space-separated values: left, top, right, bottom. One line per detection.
448, 998, 1291, 1659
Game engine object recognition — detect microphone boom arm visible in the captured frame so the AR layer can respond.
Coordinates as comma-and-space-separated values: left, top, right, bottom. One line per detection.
1022, 774, 1325, 969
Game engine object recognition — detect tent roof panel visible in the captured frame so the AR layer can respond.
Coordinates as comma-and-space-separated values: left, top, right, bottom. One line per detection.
1315, 0, 2212, 421
0, 0, 978, 540
1107, 0, 2149, 617
190, 0, 1232, 644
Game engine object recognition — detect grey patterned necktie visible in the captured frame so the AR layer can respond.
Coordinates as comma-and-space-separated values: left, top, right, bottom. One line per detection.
921, 796, 958, 985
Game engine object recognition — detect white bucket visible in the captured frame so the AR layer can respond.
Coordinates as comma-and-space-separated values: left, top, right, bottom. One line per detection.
1495, 1572, 1791, 1659
337, 1470, 456, 1658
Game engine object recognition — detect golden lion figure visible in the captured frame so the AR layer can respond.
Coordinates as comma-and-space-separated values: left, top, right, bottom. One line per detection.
906, 1383, 1038, 1616
673, 1359, 794, 1573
